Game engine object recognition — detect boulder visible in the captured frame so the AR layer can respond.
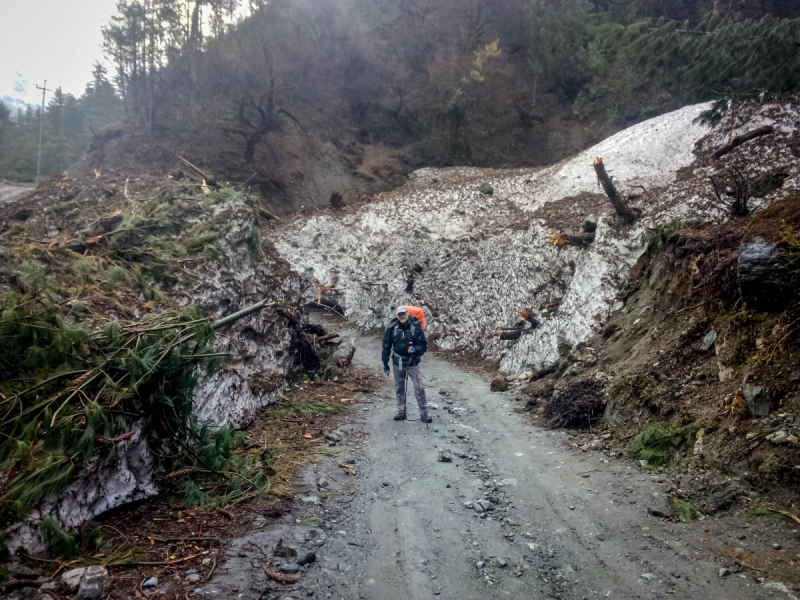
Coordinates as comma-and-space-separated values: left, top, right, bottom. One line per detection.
522, 380, 554, 399
601, 323, 621, 339
699, 330, 717, 351
738, 237, 794, 312
582, 439, 604, 452
334, 335, 356, 360
556, 335, 573, 357
706, 488, 737, 513
766, 430, 789, 445
744, 384, 772, 418
279, 563, 300, 574
479, 183, 494, 195
77, 565, 110, 600
570, 346, 597, 365
297, 551, 317, 566
61, 568, 86, 593
490, 375, 508, 392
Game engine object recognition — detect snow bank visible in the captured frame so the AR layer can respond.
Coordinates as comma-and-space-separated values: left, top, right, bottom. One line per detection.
273, 101, 798, 372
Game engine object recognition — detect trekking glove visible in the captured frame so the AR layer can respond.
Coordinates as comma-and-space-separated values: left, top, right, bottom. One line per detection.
383, 364, 390, 376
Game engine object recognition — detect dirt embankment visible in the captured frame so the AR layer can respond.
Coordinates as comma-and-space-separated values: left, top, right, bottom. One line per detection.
67, 120, 410, 217
521, 194, 800, 511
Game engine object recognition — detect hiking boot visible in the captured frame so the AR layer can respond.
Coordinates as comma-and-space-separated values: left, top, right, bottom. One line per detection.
393, 412, 406, 421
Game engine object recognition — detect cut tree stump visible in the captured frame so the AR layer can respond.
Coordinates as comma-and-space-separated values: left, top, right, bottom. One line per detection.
710, 126, 774, 161
593, 158, 637, 223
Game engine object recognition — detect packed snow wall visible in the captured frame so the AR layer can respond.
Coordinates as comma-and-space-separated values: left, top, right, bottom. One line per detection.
273, 101, 799, 372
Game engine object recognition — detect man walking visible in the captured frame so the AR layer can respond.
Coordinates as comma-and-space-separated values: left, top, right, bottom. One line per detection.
382, 306, 431, 423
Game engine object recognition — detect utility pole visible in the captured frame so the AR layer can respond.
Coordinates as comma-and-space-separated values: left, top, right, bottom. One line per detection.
35, 80, 52, 186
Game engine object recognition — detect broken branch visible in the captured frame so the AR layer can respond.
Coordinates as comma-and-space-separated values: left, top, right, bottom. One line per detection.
263, 566, 298, 584
213, 300, 279, 330
593, 158, 637, 223
498, 329, 523, 340
96, 431, 135, 445
178, 155, 209, 180
710, 126, 774, 161
134, 551, 210, 566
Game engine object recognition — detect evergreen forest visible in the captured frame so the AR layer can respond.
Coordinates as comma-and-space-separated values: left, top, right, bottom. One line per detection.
1, 0, 800, 182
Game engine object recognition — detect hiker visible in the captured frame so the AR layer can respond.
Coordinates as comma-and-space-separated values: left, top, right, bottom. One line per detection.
382, 305, 430, 423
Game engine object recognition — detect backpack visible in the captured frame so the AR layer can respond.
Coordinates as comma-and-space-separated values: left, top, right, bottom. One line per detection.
405, 306, 426, 330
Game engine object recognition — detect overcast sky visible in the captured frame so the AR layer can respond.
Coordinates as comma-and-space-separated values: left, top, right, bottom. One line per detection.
0, 0, 118, 104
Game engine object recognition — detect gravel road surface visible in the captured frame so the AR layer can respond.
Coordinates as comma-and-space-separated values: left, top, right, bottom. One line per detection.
202, 319, 795, 600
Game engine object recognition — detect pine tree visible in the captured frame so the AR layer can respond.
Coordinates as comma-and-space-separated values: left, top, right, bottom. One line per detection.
634, 14, 800, 104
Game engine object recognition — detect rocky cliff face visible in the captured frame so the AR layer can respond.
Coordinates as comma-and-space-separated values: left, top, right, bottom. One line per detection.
272, 100, 799, 372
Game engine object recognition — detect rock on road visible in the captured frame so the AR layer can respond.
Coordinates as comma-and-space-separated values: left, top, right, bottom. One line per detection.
204, 320, 788, 600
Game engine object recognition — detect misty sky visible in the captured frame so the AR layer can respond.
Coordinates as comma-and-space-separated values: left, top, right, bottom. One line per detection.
0, 0, 117, 104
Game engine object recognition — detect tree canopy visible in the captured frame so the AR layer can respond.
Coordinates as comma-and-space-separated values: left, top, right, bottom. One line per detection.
2, 0, 799, 181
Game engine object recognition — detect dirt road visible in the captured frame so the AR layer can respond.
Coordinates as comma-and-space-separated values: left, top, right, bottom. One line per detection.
203, 319, 796, 600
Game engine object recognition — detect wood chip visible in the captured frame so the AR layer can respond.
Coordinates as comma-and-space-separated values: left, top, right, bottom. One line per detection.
263, 566, 298, 584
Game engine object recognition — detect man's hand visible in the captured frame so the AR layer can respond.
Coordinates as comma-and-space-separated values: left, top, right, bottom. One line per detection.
408, 346, 415, 354
384, 365, 390, 376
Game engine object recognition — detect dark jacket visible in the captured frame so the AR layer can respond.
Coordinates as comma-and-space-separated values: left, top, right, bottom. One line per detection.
382, 316, 427, 366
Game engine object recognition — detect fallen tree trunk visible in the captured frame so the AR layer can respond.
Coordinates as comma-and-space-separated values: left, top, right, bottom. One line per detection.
258, 207, 279, 221
710, 126, 774, 161
214, 299, 278, 329
498, 329, 523, 340
314, 333, 341, 343
593, 158, 637, 223
565, 232, 596, 247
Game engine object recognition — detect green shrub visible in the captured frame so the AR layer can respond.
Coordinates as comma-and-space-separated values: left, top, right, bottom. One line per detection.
629, 421, 702, 466
40, 517, 79, 559
248, 228, 262, 263
670, 497, 702, 522
640, 218, 685, 255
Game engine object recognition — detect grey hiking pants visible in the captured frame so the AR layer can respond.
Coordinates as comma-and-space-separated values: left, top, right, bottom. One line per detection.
392, 359, 427, 418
